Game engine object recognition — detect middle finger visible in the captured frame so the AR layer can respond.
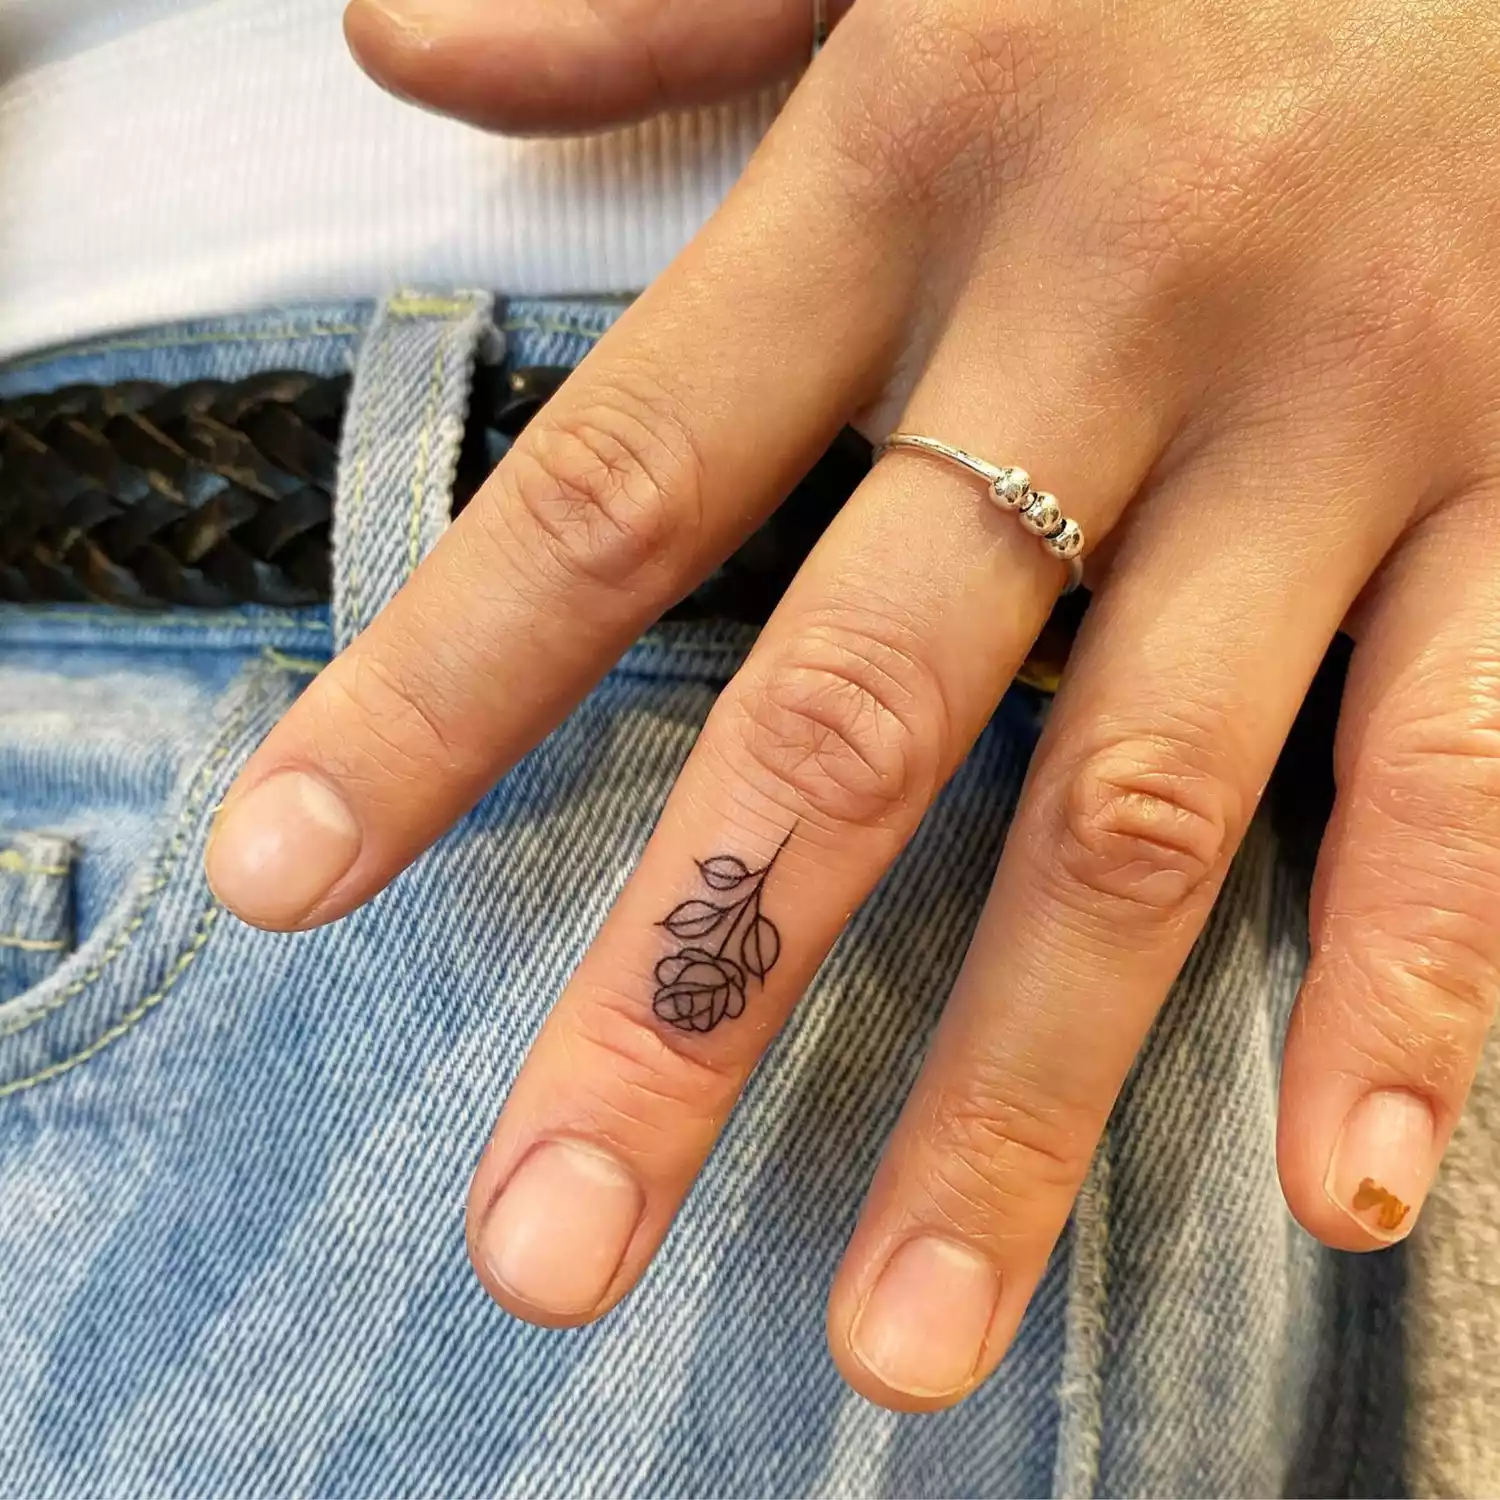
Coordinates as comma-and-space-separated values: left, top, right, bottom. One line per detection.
463, 299, 1174, 1328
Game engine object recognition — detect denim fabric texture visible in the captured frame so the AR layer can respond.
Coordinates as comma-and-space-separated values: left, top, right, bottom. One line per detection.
0, 831, 75, 1002
0, 294, 1403, 1498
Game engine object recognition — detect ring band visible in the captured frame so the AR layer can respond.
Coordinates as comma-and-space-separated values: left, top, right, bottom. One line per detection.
876, 433, 1086, 593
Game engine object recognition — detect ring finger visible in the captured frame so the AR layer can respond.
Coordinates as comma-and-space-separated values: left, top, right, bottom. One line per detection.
463, 307, 1172, 1327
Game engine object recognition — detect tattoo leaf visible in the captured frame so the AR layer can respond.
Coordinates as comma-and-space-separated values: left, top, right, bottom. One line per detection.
697, 855, 755, 891
659, 898, 732, 940
740, 913, 781, 981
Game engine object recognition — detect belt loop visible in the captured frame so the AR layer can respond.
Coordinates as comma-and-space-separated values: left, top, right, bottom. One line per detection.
333, 289, 498, 652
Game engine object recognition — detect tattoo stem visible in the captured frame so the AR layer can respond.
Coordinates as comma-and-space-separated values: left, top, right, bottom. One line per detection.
709, 824, 794, 959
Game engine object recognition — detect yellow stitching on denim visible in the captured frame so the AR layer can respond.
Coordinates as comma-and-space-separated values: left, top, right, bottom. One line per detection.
0, 608, 330, 632
344, 326, 380, 639
0, 306, 596, 383
389, 293, 477, 319
499, 317, 609, 344
0, 852, 69, 877
409, 318, 459, 574
261, 647, 326, 675
0, 666, 270, 1041
0, 906, 220, 1100
0, 933, 68, 952
1, 323, 363, 374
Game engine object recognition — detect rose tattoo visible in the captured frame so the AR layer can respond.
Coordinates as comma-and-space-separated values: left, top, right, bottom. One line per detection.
653, 828, 792, 1033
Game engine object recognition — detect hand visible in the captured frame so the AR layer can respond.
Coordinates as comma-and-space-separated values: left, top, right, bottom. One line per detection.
208, 0, 1500, 1410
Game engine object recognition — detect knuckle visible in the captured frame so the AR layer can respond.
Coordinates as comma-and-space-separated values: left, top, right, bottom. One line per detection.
927, 1089, 1092, 1221
1314, 689, 1500, 1087
496, 375, 703, 591
1364, 685, 1500, 821
1052, 734, 1237, 914
1090, 122, 1252, 302
1296, 245, 1459, 399
1080, 80, 1313, 309
728, 618, 948, 830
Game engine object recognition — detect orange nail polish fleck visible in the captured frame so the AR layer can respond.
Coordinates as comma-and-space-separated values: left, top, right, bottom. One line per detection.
1352, 1177, 1410, 1233
1325, 1091, 1433, 1243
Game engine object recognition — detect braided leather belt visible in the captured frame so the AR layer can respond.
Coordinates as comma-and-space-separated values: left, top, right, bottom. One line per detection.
0, 363, 1082, 683
0, 364, 863, 619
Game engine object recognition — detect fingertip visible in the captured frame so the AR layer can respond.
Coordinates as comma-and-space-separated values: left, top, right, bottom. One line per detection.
204, 769, 363, 931
342, 0, 813, 134
826, 1235, 1005, 1414
343, 0, 510, 130
343, 0, 428, 94
340, 0, 660, 134
466, 1138, 646, 1327
1276, 1067, 1439, 1253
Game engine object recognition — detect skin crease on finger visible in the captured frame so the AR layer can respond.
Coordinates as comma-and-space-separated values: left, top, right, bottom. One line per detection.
280, 0, 1500, 1416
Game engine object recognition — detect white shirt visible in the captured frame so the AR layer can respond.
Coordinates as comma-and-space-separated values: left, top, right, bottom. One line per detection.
0, 0, 781, 361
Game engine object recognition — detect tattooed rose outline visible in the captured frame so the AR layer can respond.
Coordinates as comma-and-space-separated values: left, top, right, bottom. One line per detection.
652, 828, 792, 1034
653, 948, 747, 1031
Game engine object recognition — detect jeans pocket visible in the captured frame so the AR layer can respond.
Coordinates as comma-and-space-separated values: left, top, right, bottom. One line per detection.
0, 655, 304, 1093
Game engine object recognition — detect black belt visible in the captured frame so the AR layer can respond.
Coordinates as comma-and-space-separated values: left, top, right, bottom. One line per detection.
0, 363, 1083, 685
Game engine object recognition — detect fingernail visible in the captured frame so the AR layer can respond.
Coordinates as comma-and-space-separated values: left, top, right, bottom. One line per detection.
205, 771, 361, 926
851, 1236, 1000, 1398
479, 1141, 644, 1318
1325, 1089, 1436, 1243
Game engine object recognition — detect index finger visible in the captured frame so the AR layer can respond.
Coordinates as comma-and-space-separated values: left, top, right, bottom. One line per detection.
204, 88, 910, 931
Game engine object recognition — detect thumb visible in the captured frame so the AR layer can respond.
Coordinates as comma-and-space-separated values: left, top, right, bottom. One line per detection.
344, 0, 843, 135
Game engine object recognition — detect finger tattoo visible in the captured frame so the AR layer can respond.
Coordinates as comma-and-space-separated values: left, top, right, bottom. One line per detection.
652, 826, 794, 1033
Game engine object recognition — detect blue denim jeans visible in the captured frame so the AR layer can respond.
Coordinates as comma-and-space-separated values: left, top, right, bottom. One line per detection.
0, 294, 1404, 1498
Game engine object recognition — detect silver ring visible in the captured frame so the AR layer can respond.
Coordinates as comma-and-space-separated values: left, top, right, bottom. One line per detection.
812, 0, 829, 58
876, 432, 1086, 593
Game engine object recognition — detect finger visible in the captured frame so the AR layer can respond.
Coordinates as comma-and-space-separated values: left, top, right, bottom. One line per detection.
204, 89, 910, 932
1277, 497, 1500, 1249
824, 432, 1408, 1411
462, 306, 1176, 1329
343, 0, 850, 133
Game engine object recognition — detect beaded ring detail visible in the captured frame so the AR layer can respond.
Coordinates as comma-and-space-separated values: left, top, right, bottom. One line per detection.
876, 433, 1086, 592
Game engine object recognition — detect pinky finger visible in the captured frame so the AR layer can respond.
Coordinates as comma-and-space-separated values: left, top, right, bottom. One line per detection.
1278, 498, 1500, 1249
